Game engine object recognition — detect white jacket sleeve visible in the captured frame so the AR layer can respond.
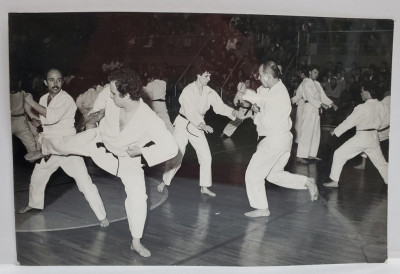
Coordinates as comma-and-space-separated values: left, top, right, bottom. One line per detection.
209, 90, 236, 120
334, 106, 361, 137
291, 86, 303, 105
141, 113, 178, 167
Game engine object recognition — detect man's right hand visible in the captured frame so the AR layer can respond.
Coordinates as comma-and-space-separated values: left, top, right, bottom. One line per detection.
198, 122, 214, 134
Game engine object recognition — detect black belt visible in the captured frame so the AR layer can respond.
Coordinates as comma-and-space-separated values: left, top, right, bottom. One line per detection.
11, 113, 25, 117
239, 105, 253, 116
378, 125, 390, 132
152, 99, 166, 102
357, 128, 377, 132
257, 136, 266, 144
179, 113, 199, 137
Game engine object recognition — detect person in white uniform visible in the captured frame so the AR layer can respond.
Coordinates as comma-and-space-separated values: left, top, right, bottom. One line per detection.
143, 77, 174, 132
296, 65, 338, 164
240, 61, 319, 218
158, 64, 244, 197
19, 69, 109, 228
324, 82, 388, 188
40, 68, 178, 257
221, 80, 254, 138
354, 90, 391, 169
290, 69, 307, 143
10, 78, 42, 162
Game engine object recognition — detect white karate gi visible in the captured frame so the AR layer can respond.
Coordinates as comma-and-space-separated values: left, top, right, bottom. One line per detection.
378, 95, 390, 142
291, 79, 306, 143
242, 80, 309, 210
10, 91, 38, 153
163, 82, 236, 187
42, 86, 178, 239
143, 79, 174, 133
28, 90, 106, 221
330, 99, 388, 183
222, 82, 254, 137
297, 78, 333, 158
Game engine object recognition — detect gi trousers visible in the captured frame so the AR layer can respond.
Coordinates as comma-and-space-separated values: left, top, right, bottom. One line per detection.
297, 103, 320, 158
163, 115, 212, 187
42, 129, 148, 239
246, 132, 308, 210
28, 155, 107, 221
330, 131, 388, 183
12, 116, 37, 153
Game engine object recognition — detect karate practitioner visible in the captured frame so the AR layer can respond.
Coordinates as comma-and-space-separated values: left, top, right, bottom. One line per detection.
10, 78, 42, 162
221, 80, 254, 138
19, 69, 109, 228
159, 64, 244, 197
296, 65, 338, 164
354, 90, 391, 169
324, 82, 388, 188
143, 77, 174, 132
40, 68, 178, 257
241, 61, 319, 218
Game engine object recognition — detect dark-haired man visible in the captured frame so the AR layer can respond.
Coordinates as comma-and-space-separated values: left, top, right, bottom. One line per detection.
19, 68, 109, 228
40, 68, 178, 257
296, 65, 338, 163
324, 82, 388, 188
241, 61, 318, 218
159, 64, 244, 197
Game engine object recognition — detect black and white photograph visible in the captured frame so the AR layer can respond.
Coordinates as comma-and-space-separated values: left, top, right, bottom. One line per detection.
1, 0, 400, 273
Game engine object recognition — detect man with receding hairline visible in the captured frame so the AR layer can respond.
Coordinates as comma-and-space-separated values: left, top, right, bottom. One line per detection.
19, 68, 109, 228
240, 61, 318, 218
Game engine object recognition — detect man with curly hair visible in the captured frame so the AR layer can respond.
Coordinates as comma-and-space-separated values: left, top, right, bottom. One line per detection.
40, 68, 178, 257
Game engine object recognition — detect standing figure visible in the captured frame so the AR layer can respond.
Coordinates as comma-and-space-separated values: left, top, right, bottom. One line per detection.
296, 65, 338, 163
324, 82, 388, 188
242, 61, 318, 218
40, 68, 178, 257
19, 69, 109, 228
159, 64, 242, 197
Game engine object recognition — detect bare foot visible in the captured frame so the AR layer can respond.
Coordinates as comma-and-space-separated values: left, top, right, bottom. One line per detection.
323, 181, 339, 188
305, 178, 319, 201
19, 205, 33, 214
157, 182, 166, 193
100, 217, 109, 227
130, 238, 151, 257
244, 209, 270, 218
200, 187, 216, 197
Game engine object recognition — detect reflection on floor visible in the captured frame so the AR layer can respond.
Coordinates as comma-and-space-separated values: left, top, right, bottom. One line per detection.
13, 118, 387, 265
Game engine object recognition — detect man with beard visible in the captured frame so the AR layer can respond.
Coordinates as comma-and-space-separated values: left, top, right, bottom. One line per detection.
19, 68, 109, 228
